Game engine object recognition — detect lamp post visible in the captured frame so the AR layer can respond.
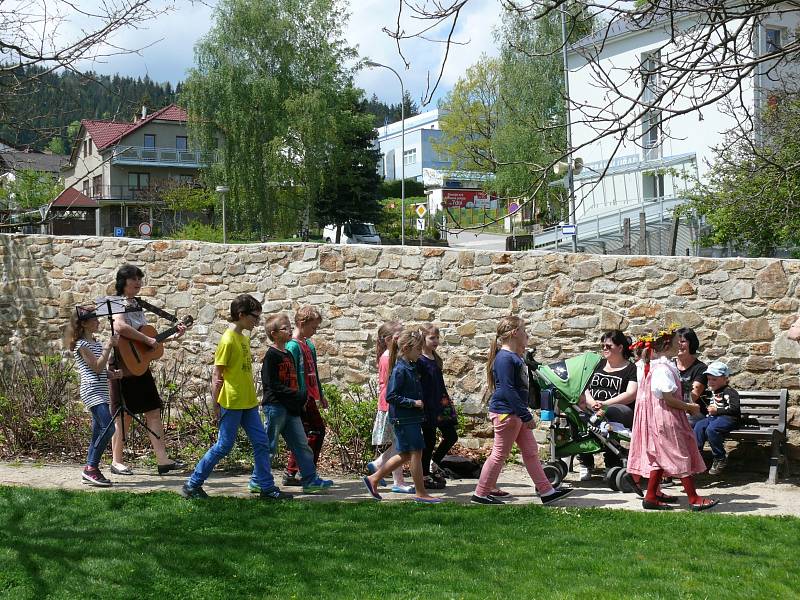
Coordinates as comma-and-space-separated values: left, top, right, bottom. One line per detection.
215, 185, 229, 244
365, 60, 405, 245
560, 4, 578, 253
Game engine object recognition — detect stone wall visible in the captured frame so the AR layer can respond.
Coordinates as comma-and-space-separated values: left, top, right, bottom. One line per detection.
2, 234, 799, 455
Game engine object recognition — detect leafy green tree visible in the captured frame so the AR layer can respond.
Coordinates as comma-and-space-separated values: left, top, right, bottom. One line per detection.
46, 138, 66, 155
0, 169, 62, 211
686, 97, 800, 255
183, 0, 355, 238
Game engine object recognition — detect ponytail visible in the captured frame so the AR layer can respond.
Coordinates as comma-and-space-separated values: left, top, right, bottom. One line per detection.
486, 337, 499, 393
388, 336, 400, 373
376, 320, 402, 366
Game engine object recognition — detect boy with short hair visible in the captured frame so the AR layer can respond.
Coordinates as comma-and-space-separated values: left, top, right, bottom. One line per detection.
283, 306, 327, 486
693, 361, 741, 475
250, 313, 333, 494
181, 294, 292, 500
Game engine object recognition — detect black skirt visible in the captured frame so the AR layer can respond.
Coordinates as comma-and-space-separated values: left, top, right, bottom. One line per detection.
110, 369, 163, 414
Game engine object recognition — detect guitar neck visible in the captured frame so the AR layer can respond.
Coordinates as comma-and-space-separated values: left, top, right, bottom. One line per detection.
155, 325, 180, 343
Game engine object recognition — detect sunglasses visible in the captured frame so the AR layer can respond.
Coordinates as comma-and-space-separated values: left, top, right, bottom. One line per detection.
601, 343, 616, 350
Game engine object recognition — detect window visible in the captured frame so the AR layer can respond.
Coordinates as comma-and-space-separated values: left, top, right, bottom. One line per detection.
766, 27, 782, 52
143, 134, 156, 148
82, 179, 89, 196
176, 136, 188, 151
128, 172, 150, 190
179, 174, 194, 186
83, 139, 88, 157
92, 175, 102, 197
88, 139, 93, 155
641, 50, 661, 103
403, 148, 417, 166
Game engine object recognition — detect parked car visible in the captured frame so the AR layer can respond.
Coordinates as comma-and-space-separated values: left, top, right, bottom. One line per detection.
323, 222, 381, 245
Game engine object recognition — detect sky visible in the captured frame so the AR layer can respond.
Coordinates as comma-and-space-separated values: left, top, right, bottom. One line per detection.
75, 0, 503, 109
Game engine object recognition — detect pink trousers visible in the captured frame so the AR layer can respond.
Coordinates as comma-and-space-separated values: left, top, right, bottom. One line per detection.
475, 413, 553, 497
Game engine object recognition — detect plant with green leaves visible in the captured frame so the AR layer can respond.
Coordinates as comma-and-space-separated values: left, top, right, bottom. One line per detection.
322, 382, 377, 473
0, 169, 62, 212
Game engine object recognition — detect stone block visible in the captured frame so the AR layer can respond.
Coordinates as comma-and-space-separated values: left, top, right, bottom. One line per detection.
755, 261, 789, 298
722, 318, 773, 342
719, 280, 753, 301
374, 280, 408, 292
334, 331, 369, 342
573, 260, 603, 280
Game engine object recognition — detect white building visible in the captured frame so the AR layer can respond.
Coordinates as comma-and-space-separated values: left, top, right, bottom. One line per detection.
560, 9, 798, 255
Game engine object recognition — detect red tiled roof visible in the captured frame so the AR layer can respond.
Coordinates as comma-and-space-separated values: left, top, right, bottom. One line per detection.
51, 187, 98, 209
81, 104, 189, 151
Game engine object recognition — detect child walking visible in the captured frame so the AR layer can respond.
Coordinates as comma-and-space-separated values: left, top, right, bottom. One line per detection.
182, 294, 292, 500
69, 306, 122, 487
418, 323, 458, 489
367, 321, 414, 493
627, 326, 718, 511
252, 314, 334, 494
283, 306, 327, 486
472, 316, 572, 505
363, 327, 441, 503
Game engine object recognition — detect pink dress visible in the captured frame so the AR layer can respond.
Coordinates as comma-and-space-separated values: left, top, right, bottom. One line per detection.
627, 357, 706, 478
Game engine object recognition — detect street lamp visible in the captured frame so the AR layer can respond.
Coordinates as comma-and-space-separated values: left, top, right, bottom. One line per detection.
560, 5, 578, 253
365, 60, 405, 245
215, 185, 229, 244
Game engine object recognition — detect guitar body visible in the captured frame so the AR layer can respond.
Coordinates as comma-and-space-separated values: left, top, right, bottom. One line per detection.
117, 325, 165, 377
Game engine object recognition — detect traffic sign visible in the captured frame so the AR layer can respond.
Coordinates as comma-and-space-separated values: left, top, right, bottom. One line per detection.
415, 204, 427, 218
561, 224, 577, 235
114, 227, 125, 237
509, 202, 520, 213
416, 218, 425, 231
138, 222, 152, 237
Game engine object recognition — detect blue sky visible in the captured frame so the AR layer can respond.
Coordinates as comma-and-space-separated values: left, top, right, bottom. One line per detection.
78, 0, 502, 109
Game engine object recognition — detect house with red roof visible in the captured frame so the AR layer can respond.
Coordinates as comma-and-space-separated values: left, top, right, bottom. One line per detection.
61, 104, 217, 236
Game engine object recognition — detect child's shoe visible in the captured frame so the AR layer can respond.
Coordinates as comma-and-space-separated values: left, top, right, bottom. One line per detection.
390, 484, 415, 494
180, 483, 209, 499
82, 466, 112, 487
302, 477, 334, 494
260, 488, 294, 500
282, 472, 302, 487
367, 462, 386, 486
471, 494, 504, 505
709, 457, 727, 475
578, 465, 592, 481
248, 481, 261, 494
541, 488, 573, 504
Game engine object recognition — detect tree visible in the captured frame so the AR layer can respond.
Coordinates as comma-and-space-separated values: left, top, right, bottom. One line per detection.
183, 0, 356, 237
686, 95, 800, 255
0, 169, 62, 211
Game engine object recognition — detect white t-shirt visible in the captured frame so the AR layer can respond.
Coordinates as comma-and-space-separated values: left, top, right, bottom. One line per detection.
650, 357, 679, 399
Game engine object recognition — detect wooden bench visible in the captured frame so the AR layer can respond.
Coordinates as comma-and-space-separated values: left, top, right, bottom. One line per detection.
726, 389, 789, 484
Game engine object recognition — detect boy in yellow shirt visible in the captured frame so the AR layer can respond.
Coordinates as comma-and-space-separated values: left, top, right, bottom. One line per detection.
182, 294, 292, 500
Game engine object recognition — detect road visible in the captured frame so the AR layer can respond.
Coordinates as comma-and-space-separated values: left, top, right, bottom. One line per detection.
445, 231, 508, 251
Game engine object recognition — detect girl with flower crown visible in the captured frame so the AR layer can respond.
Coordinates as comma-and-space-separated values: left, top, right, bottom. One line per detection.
627, 324, 719, 511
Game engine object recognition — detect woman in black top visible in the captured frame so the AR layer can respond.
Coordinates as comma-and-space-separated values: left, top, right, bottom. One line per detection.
673, 327, 707, 425
579, 330, 638, 478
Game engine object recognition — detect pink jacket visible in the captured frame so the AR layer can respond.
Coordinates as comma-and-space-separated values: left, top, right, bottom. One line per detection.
377, 351, 390, 412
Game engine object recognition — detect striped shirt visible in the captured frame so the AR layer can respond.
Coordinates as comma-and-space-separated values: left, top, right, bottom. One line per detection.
74, 339, 110, 409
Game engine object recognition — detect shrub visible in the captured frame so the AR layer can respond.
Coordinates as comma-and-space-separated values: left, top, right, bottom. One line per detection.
322, 382, 377, 474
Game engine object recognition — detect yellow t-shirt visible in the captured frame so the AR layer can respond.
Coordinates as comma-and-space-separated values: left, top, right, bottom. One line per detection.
215, 328, 257, 410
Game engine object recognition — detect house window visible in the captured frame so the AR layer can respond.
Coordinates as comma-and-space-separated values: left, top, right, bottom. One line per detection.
82, 180, 90, 196
92, 175, 102, 197
179, 175, 194, 185
83, 140, 88, 157
403, 148, 417, 166
765, 27, 782, 52
88, 139, 93, 155
641, 50, 661, 103
176, 136, 188, 151
128, 172, 150, 190
143, 134, 156, 149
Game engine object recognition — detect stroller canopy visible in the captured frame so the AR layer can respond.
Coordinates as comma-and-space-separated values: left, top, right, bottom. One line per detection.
537, 352, 602, 403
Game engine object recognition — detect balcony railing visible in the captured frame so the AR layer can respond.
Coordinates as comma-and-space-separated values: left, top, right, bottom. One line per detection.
110, 145, 217, 167
89, 185, 167, 204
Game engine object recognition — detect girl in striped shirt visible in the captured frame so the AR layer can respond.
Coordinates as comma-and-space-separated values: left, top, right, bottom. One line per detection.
68, 308, 122, 487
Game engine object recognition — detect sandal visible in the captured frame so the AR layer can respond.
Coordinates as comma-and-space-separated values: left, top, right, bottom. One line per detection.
110, 463, 133, 476
689, 497, 719, 512
642, 499, 673, 510
655, 492, 678, 504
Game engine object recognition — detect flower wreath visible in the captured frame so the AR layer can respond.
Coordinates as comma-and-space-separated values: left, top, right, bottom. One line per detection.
629, 322, 681, 354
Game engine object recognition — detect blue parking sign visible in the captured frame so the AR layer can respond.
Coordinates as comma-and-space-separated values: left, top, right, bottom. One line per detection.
114, 227, 125, 237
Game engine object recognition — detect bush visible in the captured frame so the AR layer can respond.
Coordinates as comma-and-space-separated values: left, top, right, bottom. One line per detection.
172, 220, 223, 243
322, 382, 377, 474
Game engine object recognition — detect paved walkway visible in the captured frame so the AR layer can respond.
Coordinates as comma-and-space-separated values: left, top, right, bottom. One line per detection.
1, 461, 798, 516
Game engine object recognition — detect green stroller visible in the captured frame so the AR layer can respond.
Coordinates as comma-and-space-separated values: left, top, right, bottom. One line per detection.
531, 351, 636, 492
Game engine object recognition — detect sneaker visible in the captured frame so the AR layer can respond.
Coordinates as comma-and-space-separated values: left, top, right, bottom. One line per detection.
709, 457, 727, 475
248, 482, 261, 494
391, 484, 415, 494
579, 465, 592, 481
82, 467, 112, 487
302, 477, 334, 494
260, 489, 294, 500
471, 494, 505, 505
282, 473, 302, 487
541, 487, 573, 505
181, 483, 209, 499
110, 463, 133, 476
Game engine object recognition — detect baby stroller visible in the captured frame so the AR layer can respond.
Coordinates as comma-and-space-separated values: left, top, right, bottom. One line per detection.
530, 351, 636, 492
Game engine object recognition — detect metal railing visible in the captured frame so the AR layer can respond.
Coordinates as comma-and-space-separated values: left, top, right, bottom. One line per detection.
88, 185, 166, 203
110, 146, 217, 167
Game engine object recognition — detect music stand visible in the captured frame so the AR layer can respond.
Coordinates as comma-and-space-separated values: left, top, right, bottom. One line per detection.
77, 298, 160, 452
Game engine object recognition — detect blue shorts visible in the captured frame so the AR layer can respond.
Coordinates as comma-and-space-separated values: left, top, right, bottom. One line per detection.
393, 422, 425, 453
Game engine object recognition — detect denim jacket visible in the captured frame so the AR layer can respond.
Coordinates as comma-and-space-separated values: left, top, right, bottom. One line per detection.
387, 358, 425, 426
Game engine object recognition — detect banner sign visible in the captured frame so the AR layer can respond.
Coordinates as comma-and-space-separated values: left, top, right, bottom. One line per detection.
442, 189, 497, 209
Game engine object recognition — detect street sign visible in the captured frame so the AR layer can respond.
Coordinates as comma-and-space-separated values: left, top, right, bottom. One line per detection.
561, 224, 577, 235
416, 218, 425, 231
138, 222, 152, 237
509, 202, 520, 213
415, 204, 427, 218
114, 227, 125, 237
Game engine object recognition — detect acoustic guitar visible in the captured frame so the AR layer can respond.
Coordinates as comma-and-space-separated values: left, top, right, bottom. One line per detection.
117, 315, 194, 376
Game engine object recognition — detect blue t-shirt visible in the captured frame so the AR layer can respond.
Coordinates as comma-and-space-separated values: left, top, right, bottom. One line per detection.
488, 349, 533, 422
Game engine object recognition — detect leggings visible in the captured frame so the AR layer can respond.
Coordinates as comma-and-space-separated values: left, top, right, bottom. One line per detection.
421, 423, 458, 476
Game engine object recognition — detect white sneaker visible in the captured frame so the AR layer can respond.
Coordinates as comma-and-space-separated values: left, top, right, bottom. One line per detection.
579, 465, 592, 481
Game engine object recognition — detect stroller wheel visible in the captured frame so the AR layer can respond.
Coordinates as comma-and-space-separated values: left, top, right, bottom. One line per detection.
542, 463, 563, 488
555, 459, 569, 479
606, 466, 622, 491
616, 468, 634, 494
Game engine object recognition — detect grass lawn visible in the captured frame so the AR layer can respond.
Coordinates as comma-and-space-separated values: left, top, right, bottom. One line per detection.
1, 486, 798, 599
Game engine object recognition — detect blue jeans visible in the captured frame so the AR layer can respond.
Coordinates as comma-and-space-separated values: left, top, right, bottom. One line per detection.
87, 403, 115, 468
694, 415, 738, 459
255, 403, 317, 486
188, 406, 276, 492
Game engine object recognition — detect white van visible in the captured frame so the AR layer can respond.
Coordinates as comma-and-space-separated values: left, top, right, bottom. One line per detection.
323, 223, 381, 245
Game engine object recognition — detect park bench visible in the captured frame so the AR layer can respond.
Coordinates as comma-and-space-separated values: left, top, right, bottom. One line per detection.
726, 389, 789, 484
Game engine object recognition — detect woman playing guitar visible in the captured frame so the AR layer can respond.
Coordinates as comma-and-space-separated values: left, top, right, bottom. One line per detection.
109, 264, 186, 476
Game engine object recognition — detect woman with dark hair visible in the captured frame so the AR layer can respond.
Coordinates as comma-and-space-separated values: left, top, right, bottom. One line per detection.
673, 327, 707, 425
578, 330, 638, 480
109, 264, 186, 475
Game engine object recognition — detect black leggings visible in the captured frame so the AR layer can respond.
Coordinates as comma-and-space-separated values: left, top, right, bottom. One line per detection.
421, 423, 459, 476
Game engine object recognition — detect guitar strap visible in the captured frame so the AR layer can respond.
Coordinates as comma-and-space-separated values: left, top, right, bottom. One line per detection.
135, 297, 179, 323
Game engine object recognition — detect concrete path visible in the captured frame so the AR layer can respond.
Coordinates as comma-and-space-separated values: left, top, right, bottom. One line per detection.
1, 461, 798, 516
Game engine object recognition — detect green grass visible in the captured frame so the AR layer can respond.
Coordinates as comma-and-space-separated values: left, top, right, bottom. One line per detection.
1, 486, 798, 599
